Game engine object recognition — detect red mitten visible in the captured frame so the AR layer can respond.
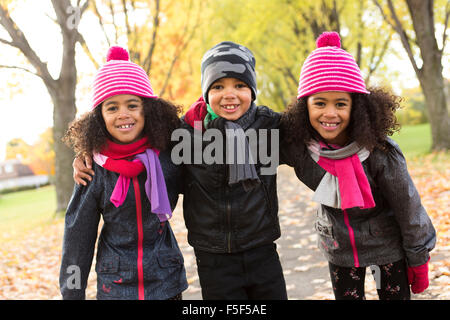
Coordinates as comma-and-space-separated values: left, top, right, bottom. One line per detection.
407, 260, 429, 294
184, 96, 207, 131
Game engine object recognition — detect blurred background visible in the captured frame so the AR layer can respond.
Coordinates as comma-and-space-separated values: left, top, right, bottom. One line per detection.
0, 0, 448, 299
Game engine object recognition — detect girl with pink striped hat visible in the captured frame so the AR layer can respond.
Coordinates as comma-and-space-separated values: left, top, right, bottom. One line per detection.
60, 46, 188, 300
281, 31, 435, 300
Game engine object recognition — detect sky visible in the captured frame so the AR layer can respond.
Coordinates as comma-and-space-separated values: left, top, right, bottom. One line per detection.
0, 1, 449, 161
0, 1, 103, 161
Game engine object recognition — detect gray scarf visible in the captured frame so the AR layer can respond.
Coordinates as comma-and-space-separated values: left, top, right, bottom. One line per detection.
224, 104, 260, 191
307, 140, 370, 209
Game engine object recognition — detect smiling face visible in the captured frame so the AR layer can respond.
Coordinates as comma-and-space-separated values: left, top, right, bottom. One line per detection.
207, 77, 252, 121
307, 91, 352, 146
101, 94, 145, 144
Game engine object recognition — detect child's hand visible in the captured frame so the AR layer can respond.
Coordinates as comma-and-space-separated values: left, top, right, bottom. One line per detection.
407, 260, 429, 294
73, 155, 94, 186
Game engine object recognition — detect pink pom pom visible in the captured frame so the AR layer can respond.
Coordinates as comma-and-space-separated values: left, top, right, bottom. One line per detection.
106, 46, 129, 62
316, 32, 341, 48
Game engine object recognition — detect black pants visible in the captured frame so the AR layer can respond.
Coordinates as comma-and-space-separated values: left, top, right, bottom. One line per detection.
328, 259, 411, 300
194, 243, 287, 300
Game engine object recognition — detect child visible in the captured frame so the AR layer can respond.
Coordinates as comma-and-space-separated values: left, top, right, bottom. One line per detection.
178, 41, 286, 299
77, 41, 287, 299
281, 32, 436, 300
59, 46, 188, 300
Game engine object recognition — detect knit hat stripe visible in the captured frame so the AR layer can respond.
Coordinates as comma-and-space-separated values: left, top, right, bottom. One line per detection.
91, 46, 157, 110
301, 78, 368, 94
297, 32, 369, 98
94, 73, 154, 91
302, 47, 356, 60
302, 60, 363, 74
97, 68, 148, 82
301, 68, 366, 84
96, 64, 149, 75
94, 69, 151, 88
303, 54, 356, 67
93, 85, 156, 108
95, 84, 156, 102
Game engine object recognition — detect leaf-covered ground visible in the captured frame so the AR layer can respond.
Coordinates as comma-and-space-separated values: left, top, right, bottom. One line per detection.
0, 153, 448, 299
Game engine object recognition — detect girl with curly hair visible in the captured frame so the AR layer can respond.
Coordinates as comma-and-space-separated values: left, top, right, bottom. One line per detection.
60, 46, 187, 300
281, 32, 436, 300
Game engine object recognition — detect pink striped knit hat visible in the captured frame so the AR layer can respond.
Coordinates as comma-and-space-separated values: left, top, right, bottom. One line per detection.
297, 31, 369, 98
91, 46, 157, 109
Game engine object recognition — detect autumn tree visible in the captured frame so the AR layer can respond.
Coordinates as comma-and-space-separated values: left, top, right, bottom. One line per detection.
28, 128, 55, 176
0, 0, 205, 212
5, 138, 30, 162
0, 0, 89, 212
84, 0, 204, 107
200, 0, 394, 110
5, 128, 55, 176
374, 0, 450, 150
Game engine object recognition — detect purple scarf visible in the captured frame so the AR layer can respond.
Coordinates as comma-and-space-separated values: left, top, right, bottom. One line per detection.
93, 144, 172, 222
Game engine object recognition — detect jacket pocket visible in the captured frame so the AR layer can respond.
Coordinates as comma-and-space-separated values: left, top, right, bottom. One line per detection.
315, 206, 339, 252
157, 250, 184, 268
315, 219, 340, 253
151, 249, 185, 290
96, 255, 133, 299
315, 220, 334, 239
96, 255, 119, 274
314, 205, 334, 238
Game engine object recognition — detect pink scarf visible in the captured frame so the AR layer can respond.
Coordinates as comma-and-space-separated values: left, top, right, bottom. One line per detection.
93, 138, 172, 222
309, 141, 375, 210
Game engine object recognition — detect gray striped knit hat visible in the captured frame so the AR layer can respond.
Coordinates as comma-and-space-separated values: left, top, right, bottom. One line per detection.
201, 41, 257, 103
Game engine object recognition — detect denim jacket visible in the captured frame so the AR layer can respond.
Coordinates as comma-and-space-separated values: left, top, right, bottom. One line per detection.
59, 151, 188, 300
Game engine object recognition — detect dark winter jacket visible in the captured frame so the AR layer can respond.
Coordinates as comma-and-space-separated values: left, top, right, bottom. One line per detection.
59, 151, 188, 300
176, 106, 282, 253
281, 138, 436, 267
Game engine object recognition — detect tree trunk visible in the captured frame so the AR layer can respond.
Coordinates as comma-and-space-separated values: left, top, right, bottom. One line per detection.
1, 1, 87, 212
406, 0, 450, 150
50, 88, 76, 213
52, 6, 79, 212
418, 65, 450, 150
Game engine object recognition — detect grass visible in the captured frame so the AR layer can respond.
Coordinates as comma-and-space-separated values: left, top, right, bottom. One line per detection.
391, 123, 432, 157
0, 185, 58, 241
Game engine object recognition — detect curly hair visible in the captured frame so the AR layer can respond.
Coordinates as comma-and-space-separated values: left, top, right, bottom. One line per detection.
63, 97, 182, 156
280, 87, 402, 152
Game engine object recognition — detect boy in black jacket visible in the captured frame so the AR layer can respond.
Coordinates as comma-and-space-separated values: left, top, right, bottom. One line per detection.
177, 41, 286, 299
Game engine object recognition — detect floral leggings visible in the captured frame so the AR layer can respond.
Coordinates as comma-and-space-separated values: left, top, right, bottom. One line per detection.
328, 259, 411, 300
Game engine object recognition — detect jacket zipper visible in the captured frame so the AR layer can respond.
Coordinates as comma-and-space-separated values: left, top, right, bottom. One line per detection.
224, 165, 232, 253
132, 177, 145, 300
342, 209, 359, 267
225, 185, 232, 253
227, 201, 232, 253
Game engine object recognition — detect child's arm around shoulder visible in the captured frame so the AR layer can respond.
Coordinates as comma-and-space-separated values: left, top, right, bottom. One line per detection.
60, 162, 102, 300
159, 148, 185, 210
255, 105, 281, 129
278, 116, 326, 190
370, 138, 436, 267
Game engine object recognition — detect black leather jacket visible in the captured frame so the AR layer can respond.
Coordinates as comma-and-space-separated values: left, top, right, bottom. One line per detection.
174, 106, 282, 253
